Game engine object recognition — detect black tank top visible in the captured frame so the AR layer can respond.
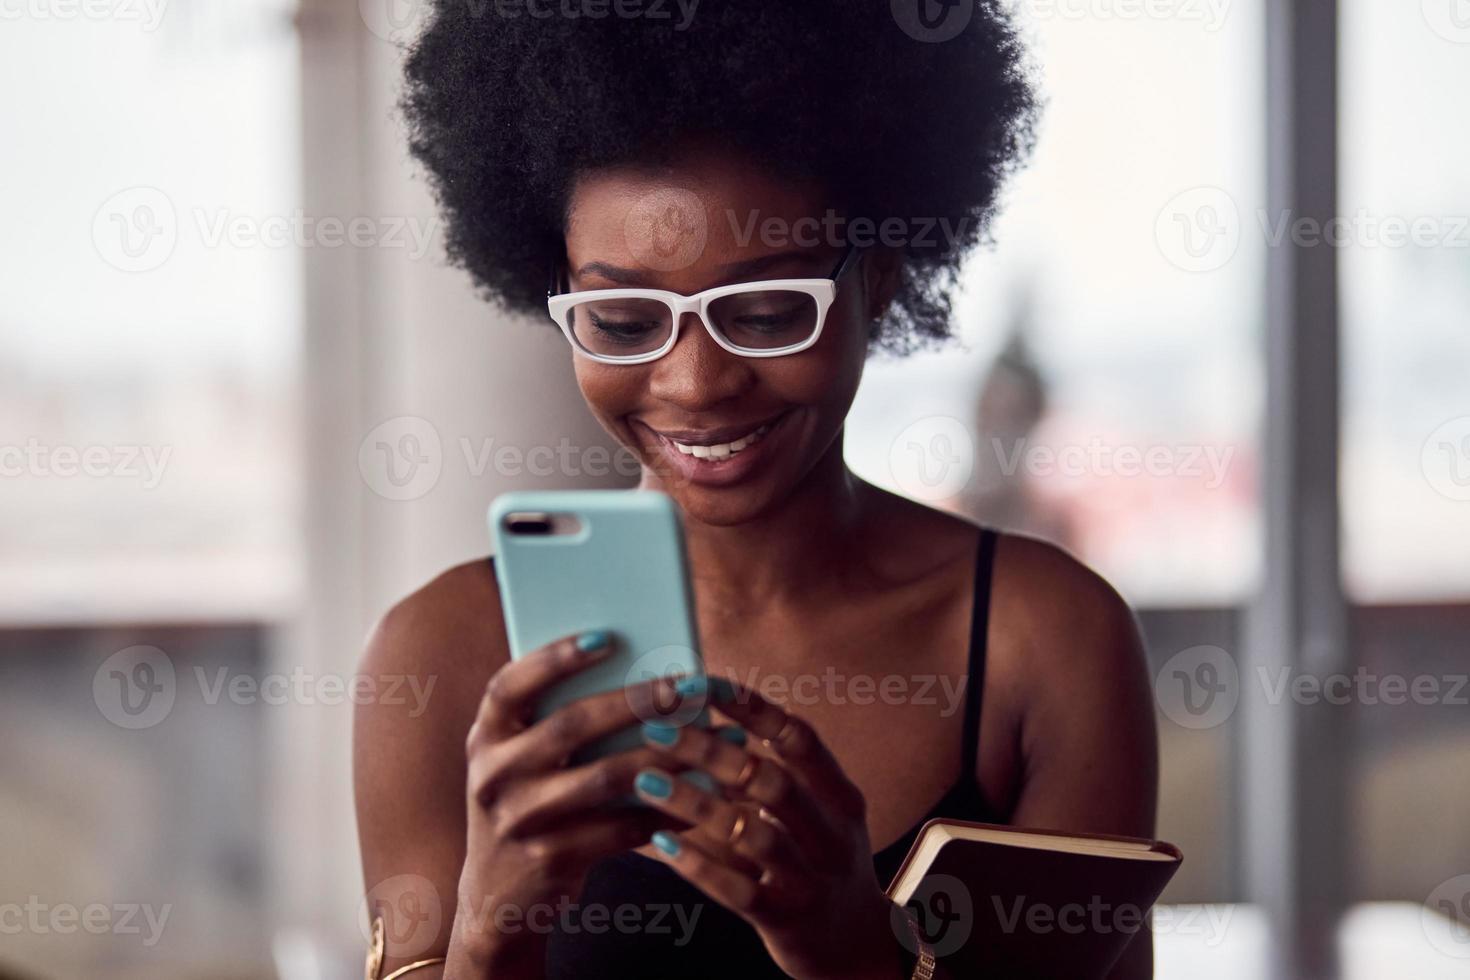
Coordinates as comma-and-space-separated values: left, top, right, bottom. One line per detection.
545, 528, 1002, 979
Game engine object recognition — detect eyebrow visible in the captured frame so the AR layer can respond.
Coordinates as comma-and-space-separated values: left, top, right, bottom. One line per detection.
574, 249, 825, 287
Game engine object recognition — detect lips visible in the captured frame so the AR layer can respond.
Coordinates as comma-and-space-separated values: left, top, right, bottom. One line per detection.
638, 410, 792, 488
647, 411, 789, 446
671, 420, 774, 461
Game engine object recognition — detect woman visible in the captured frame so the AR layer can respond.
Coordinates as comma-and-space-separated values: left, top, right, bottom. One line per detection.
354, 3, 1159, 977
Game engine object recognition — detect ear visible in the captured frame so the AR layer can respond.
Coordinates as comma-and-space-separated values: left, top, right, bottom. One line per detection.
861, 247, 904, 323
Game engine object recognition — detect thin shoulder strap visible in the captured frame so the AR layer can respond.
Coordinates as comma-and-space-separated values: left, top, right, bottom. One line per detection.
961, 527, 999, 777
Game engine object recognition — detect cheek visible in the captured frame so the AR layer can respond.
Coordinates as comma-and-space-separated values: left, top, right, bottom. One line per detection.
754, 337, 864, 424
740, 293, 868, 412
574, 360, 645, 427
793, 297, 869, 406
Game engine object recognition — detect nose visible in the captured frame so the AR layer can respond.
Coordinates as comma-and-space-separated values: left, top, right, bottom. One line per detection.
646, 311, 756, 412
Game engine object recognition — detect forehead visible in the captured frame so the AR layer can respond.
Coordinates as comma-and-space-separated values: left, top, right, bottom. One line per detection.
563, 151, 831, 283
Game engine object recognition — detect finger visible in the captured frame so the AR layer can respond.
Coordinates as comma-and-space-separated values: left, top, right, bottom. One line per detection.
645, 830, 809, 927
678, 803, 764, 880
492, 745, 675, 837
641, 719, 845, 858
468, 677, 677, 804
467, 630, 615, 745
645, 830, 765, 922
469, 809, 669, 912
631, 767, 806, 874
640, 719, 750, 774
705, 678, 867, 822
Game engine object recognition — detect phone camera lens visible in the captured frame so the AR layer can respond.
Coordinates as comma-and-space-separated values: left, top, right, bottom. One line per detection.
505, 513, 554, 536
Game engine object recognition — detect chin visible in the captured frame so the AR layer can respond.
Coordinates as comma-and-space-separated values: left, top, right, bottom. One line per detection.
661, 482, 782, 528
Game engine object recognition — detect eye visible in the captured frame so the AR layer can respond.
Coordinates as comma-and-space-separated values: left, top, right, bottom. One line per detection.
733, 303, 806, 332
588, 310, 661, 344
567, 296, 671, 351
712, 291, 815, 336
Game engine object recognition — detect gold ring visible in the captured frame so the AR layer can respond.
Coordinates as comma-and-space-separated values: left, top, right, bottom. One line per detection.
763, 716, 796, 751
734, 755, 759, 790
728, 811, 748, 846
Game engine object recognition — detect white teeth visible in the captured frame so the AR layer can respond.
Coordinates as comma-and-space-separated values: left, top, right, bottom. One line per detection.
671, 422, 774, 459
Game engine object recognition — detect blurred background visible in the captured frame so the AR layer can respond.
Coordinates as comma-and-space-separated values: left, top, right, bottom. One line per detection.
1, 0, 1467, 978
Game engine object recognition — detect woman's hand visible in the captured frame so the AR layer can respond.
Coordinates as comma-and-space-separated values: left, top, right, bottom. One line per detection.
631, 676, 912, 980
451, 629, 679, 975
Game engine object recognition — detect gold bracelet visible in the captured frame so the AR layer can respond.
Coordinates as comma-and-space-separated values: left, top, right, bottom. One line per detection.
382, 958, 448, 980
365, 915, 447, 980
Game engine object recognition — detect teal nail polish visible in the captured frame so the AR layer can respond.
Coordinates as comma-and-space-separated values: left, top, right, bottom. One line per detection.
643, 721, 680, 746
717, 726, 747, 746
674, 675, 708, 698
709, 676, 737, 704
635, 770, 673, 799
651, 831, 681, 856
681, 770, 716, 794
576, 630, 609, 653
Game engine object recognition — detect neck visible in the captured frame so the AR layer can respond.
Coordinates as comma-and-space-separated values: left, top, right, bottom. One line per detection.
646, 431, 869, 607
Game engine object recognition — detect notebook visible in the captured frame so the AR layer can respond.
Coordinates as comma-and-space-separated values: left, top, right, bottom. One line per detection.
886, 819, 1183, 979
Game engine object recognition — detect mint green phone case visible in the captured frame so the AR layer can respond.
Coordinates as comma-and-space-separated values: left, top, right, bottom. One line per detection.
488, 489, 707, 761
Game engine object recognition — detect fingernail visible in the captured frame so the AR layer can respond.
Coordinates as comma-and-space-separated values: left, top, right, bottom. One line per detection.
576, 630, 609, 653
674, 675, 708, 698
681, 770, 716, 794
642, 722, 680, 746
718, 726, 747, 746
635, 770, 673, 799
651, 830, 681, 856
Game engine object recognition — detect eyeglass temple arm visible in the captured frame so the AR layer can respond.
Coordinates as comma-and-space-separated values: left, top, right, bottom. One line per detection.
829, 242, 864, 281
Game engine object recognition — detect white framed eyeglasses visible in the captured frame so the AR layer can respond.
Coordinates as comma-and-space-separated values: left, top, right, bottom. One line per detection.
546, 245, 863, 364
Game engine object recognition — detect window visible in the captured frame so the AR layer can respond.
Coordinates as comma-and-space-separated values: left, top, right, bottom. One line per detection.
848, 3, 1264, 609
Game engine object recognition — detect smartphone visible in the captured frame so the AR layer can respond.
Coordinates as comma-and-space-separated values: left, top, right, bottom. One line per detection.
488, 489, 707, 763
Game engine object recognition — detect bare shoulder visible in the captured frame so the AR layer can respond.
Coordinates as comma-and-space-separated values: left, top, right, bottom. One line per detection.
988, 531, 1158, 838
859, 482, 1144, 697
354, 555, 510, 781
359, 555, 508, 697
990, 531, 1144, 676
353, 556, 508, 919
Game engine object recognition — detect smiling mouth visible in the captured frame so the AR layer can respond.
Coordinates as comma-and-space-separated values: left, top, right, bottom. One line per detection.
639, 410, 791, 483
646, 410, 789, 454
668, 422, 774, 459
